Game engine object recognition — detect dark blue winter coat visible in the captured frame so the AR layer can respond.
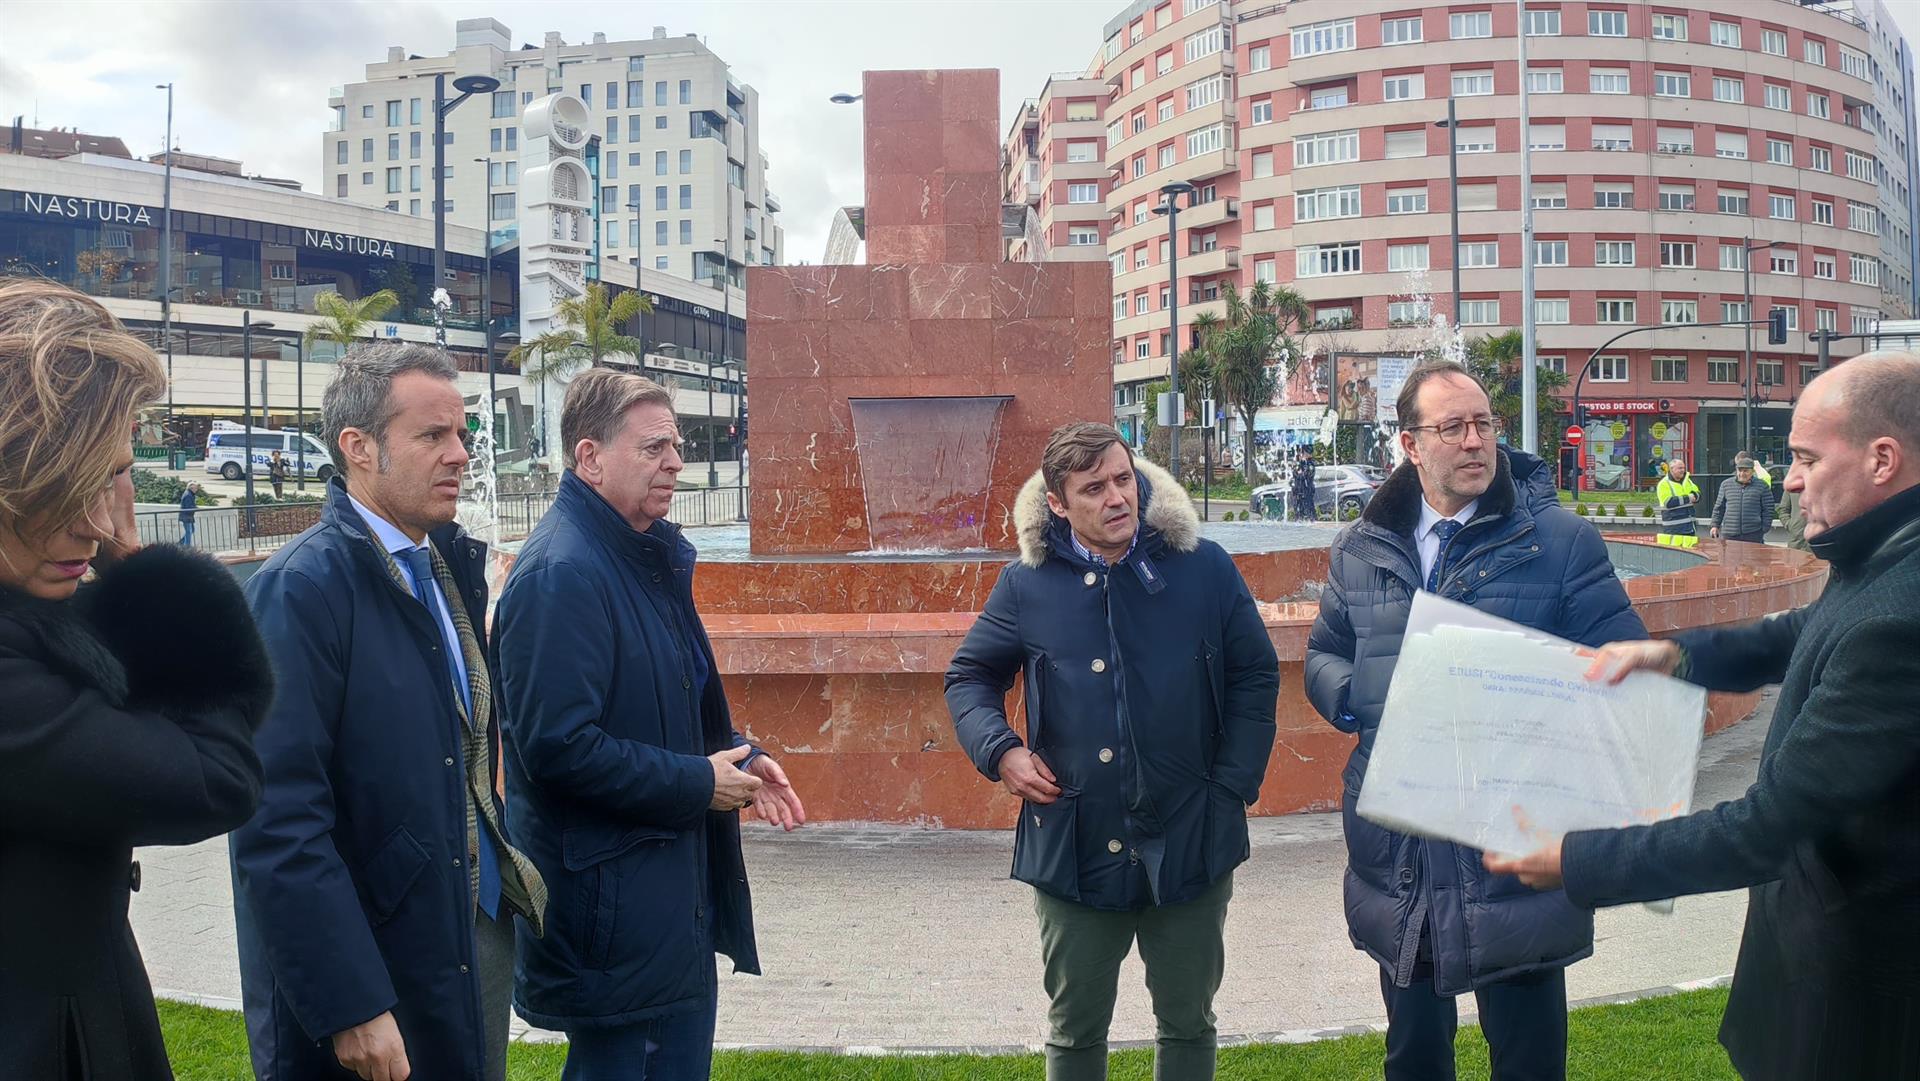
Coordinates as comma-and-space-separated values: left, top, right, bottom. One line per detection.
493, 471, 759, 1031
946, 460, 1280, 911
232, 479, 506, 1079
1305, 448, 1647, 994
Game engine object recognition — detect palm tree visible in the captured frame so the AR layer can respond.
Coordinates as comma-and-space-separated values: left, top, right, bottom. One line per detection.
1458, 329, 1569, 455
504, 282, 649, 382
301, 290, 401, 360
1189, 281, 1313, 481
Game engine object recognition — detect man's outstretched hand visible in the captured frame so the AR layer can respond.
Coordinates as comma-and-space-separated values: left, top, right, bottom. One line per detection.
1483, 841, 1565, 890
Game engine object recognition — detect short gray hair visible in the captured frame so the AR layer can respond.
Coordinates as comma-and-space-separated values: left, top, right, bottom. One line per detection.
321, 342, 460, 473
1734, 453, 1755, 469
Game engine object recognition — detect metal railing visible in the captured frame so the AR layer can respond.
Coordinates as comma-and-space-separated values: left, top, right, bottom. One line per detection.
494, 485, 749, 539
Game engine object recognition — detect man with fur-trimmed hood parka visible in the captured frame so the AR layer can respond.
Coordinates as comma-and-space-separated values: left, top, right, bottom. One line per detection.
946, 422, 1279, 1081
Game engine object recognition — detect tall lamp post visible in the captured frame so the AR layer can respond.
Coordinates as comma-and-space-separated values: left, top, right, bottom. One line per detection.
710, 201, 735, 488
240, 312, 275, 530
155, 82, 175, 446
1433, 102, 1463, 325
294, 337, 306, 492
474, 156, 499, 452
1152, 179, 1197, 484
432, 72, 500, 347
1742, 237, 1786, 459
626, 200, 648, 349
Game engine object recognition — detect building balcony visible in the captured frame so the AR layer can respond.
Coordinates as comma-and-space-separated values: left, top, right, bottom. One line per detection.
1179, 145, 1238, 183
1179, 195, 1239, 230
1179, 246, 1240, 278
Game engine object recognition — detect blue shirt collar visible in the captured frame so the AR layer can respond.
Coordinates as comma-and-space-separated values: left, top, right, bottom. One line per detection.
1069, 526, 1137, 567
345, 490, 425, 556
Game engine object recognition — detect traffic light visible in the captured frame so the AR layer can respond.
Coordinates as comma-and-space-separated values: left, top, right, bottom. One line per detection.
1766, 308, 1789, 345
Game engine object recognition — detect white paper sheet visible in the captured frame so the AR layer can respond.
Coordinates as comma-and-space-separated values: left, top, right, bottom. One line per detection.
1357, 593, 1707, 859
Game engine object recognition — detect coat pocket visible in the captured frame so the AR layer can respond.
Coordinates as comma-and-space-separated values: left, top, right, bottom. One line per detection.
1010, 794, 1080, 902
1204, 782, 1250, 882
563, 826, 677, 972
357, 825, 430, 926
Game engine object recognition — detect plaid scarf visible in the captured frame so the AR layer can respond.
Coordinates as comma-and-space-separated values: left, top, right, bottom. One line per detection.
365, 527, 547, 937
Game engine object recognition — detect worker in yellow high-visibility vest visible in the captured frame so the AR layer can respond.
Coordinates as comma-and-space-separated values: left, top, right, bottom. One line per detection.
1655, 459, 1702, 540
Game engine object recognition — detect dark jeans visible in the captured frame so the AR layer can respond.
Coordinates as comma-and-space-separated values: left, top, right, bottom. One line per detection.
1726, 530, 1767, 545
561, 990, 719, 1081
179, 520, 195, 547
1380, 958, 1567, 1081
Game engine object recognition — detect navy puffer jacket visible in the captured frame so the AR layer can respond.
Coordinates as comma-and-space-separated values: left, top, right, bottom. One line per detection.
1305, 448, 1647, 994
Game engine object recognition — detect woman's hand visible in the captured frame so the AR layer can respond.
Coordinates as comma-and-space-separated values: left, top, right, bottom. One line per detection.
95, 466, 141, 566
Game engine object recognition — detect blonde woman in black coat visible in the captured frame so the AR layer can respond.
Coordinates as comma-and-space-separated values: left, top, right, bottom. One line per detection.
0, 280, 273, 1079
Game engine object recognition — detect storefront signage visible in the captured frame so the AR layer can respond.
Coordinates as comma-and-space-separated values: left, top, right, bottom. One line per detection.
1584, 399, 1700, 415
22, 192, 153, 225
302, 229, 397, 258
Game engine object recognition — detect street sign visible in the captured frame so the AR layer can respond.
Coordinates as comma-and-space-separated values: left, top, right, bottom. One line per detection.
1565, 425, 1585, 446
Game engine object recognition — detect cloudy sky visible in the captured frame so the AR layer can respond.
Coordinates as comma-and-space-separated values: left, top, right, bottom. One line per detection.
0, 0, 1119, 261
5, 0, 1919, 262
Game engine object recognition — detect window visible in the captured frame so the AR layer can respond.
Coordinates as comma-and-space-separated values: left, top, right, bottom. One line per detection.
1840, 45, 1869, 80
1531, 182, 1567, 208
1295, 129, 1358, 166
1068, 183, 1100, 204
1770, 194, 1796, 221
1848, 201, 1879, 235
1291, 18, 1355, 57
1659, 185, 1696, 211
1132, 202, 1149, 225
1135, 293, 1150, 316
360, 171, 372, 185
1814, 255, 1836, 279
1716, 131, 1749, 160
387, 133, 399, 160
1137, 339, 1151, 360
606, 117, 620, 145
1253, 203, 1276, 230
1248, 46, 1272, 72
1813, 200, 1834, 225
1450, 11, 1492, 38
1534, 240, 1568, 266
1384, 129, 1426, 158
1315, 306, 1355, 328
1460, 299, 1501, 324
1597, 298, 1636, 323
1761, 28, 1786, 56
1662, 300, 1699, 324
1850, 255, 1879, 285
1158, 100, 1174, 122
1527, 67, 1564, 94
1065, 141, 1099, 164
409, 165, 422, 192
1454, 70, 1494, 96
335, 140, 349, 165
1454, 125, 1495, 154
1765, 83, 1792, 111
580, 84, 593, 108
361, 104, 373, 119
1254, 258, 1277, 284
1295, 185, 1362, 221
1654, 356, 1689, 382
1657, 126, 1694, 154
1652, 13, 1688, 41
1590, 10, 1627, 36
1594, 184, 1633, 209
1525, 8, 1560, 36
1461, 242, 1499, 268
1805, 39, 1827, 66
1815, 308, 1837, 332
1723, 301, 1749, 321
1186, 123, 1225, 157
1388, 300, 1433, 325
1131, 112, 1146, 135
1852, 311, 1877, 334
1252, 101, 1276, 124
678, 79, 692, 105
363, 137, 375, 161
385, 100, 402, 126
1250, 150, 1275, 179
385, 167, 400, 193
1596, 240, 1635, 265
1159, 144, 1176, 168
1536, 299, 1570, 324
1767, 307, 1797, 333
1655, 71, 1691, 97
1186, 74, 1226, 111
678, 219, 693, 245
653, 81, 668, 106
1590, 69, 1630, 95
1721, 244, 1748, 270
1538, 356, 1568, 376
1712, 77, 1744, 104
335, 174, 346, 197
1661, 242, 1696, 267
1297, 243, 1362, 276
1383, 16, 1423, 45
1184, 25, 1224, 63
1808, 94, 1830, 120
1388, 243, 1430, 271
1132, 154, 1147, 179
1387, 188, 1428, 214
1710, 21, 1740, 48
1460, 184, 1498, 210
1767, 139, 1792, 165
1383, 74, 1424, 101
1589, 355, 1628, 382
1592, 123, 1632, 151
1809, 146, 1832, 173
628, 115, 642, 142
1068, 227, 1101, 246
1846, 151, 1874, 182
679, 149, 692, 174
1708, 358, 1740, 383
1770, 250, 1798, 274
491, 91, 515, 118
506, 129, 517, 151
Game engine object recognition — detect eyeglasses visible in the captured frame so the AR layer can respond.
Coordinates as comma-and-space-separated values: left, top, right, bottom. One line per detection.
1406, 418, 1496, 445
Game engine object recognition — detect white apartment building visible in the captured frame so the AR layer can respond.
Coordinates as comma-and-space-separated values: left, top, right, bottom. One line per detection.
324, 19, 784, 290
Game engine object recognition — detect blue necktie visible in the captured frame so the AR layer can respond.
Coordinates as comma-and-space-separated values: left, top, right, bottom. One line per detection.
402, 547, 500, 918
1426, 519, 1463, 593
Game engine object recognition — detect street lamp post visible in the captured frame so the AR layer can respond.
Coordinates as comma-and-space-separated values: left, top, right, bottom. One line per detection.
474, 156, 498, 452
156, 83, 175, 446
1434, 102, 1462, 324
1742, 238, 1786, 459
295, 336, 306, 492
626, 200, 648, 352
240, 312, 275, 531
1153, 180, 1197, 484
710, 201, 735, 487
432, 72, 501, 347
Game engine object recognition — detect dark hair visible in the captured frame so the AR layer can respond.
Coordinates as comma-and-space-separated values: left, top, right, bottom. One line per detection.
1042, 422, 1130, 500
1395, 361, 1487, 429
321, 343, 460, 473
561, 368, 674, 468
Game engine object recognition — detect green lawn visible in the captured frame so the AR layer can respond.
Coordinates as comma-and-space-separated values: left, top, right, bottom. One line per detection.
1558, 491, 1659, 506
160, 986, 1737, 1080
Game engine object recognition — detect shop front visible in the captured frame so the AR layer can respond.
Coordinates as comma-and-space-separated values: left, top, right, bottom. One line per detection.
1578, 399, 1697, 493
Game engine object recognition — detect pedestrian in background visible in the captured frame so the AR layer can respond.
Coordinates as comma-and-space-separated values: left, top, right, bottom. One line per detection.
1656, 460, 1701, 539
268, 449, 287, 500
1712, 455, 1777, 544
179, 480, 201, 547
0, 279, 272, 1080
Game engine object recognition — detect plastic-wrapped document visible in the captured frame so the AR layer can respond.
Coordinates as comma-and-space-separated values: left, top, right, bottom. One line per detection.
1357, 593, 1707, 857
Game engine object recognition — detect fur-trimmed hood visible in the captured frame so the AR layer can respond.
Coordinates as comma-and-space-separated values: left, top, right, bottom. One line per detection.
1013, 457, 1200, 568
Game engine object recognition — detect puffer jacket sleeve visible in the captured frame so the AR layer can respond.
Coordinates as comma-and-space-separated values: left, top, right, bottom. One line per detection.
1305, 541, 1360, 732
1555, 520, 1648, 648
1210, 545, 1279, 804
945, 564, 1026, 782
0, 546, 270, 848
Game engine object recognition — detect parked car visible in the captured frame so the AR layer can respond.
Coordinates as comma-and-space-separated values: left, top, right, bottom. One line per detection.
1250, 465, 1385, 520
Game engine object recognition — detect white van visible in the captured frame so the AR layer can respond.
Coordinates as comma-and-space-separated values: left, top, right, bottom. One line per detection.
205, 422, 335, 482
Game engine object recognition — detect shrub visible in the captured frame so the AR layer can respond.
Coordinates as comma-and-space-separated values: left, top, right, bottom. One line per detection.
1614, 504, 1627, 518
131, 468, 221, 507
